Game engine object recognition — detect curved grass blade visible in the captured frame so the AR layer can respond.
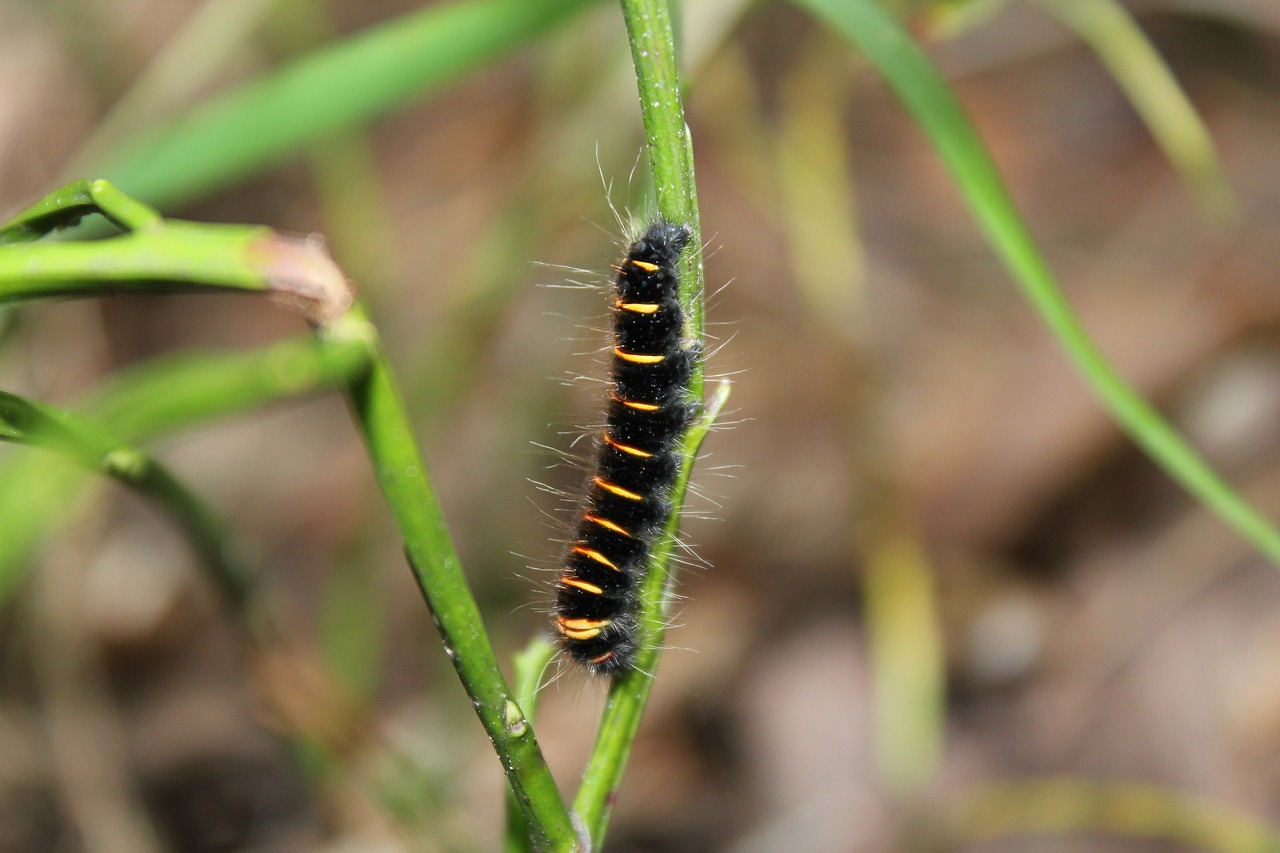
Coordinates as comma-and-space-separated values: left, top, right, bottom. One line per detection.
97, 0, 596, 209
790, 0, 1280, 566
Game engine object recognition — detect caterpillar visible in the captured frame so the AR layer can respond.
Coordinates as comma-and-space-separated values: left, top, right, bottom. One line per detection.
553, 220, 697, 674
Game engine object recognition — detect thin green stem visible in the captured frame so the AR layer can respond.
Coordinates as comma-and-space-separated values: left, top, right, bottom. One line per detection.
0, 180, 98, 244
620, 0, 703, 343
792, 0, 1280, 566
0, 181, 570, 845
342, 304, 579, 852
570, 2, 713, 846
505, 636, 559, 853
0, 224, 270, 299
0, 393, 254, 611
0, 328, 374, 605
0, 179, 162, 245
83, 180, 165, 230
1, 181, 352, 322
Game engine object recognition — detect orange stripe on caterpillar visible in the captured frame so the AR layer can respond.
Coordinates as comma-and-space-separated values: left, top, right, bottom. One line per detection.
604, 434, 653, 458
572, 545, 621, 571
592, 477, 644, 501
583, 514, 632, 537
613, 347, 665, 365
556, 616, 611, 640
610, 392, 661, 412
617, 300, 660, 314
561, 577, 604, 595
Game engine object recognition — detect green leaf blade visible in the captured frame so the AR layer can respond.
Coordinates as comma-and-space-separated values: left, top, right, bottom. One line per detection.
97, 0, 596, 209
790, 0, 1280, 564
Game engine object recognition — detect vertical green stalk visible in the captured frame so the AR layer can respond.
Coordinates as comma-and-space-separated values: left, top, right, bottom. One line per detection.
573, 0, 721, 840
622, 0, 704, 347
570, 0, 710, 846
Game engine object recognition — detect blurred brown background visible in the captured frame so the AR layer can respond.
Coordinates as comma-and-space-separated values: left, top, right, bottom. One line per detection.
2, 0, 1280, 850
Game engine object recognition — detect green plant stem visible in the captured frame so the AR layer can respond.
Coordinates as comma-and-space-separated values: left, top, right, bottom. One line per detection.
0, 223, 272, 300
0, 181, 375, 603
792, 0, 1280, 566
0, 327, 374, 605
341, 303, 578, 852
1, 181, 574, 845
570, 2, 713, 845
620, 0, 703, 341
0, 180, 98, 243
505, 636, 559, 853
1, 180, 352, 322
0, 179, 160, 245
1, 179, 372, 441
0, 392, 254, 610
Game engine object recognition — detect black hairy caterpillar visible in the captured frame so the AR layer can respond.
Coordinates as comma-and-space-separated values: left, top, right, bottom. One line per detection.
553, 221, 697, 674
